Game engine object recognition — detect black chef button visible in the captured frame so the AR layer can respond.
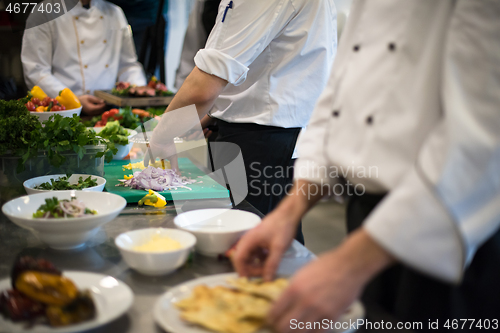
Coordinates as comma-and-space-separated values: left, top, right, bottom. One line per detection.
332, 110, 340, 117
388, 43, 396, 51
353, 45, 360, 52
366, 116, 373, 125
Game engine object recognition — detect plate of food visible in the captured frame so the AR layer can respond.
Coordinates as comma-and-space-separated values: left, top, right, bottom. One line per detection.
153, 273, 364, 333
0, 256, 133, 333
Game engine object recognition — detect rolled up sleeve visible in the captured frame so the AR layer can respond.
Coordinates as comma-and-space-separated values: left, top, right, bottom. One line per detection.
194, 0, 296, 86
194, 49, 249, 86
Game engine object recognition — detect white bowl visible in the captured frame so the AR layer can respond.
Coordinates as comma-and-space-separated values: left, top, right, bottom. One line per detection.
23, 174, 106, 194
174, 209, 261, 257
115, 228, 196, 276
2, 191, 126, 250
91, 128, 137, 160
31, 106, 82, 122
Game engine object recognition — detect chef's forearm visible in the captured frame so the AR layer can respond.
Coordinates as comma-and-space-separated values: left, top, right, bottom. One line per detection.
324, 229, 396, 285
273, 179, 328, 224
165, 66, 228, 119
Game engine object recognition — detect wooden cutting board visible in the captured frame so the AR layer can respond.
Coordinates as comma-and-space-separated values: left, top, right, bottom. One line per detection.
94, 90, 174, 107
103, 159, 229, 203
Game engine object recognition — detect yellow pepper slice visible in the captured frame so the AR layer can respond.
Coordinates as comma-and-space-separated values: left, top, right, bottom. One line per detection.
30, 86, 48, 100
124, 174, 133, 180
138, 190, 167, 208
56, 88, 82, 109
36, 105, 47, 112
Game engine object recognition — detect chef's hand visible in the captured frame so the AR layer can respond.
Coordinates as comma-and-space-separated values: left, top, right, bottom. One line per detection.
233, 180, 329, 280
269, 229, 395, 333
143, 140, 179, 172
79, 95, 106, 116
232, 208, 298, 280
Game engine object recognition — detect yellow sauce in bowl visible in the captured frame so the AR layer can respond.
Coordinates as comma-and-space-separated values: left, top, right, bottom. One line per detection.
133, 234, 182, 252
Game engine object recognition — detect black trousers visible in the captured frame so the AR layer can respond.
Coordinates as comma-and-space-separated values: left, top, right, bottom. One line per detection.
348, 193, 500, 332
214, 120, 304, 244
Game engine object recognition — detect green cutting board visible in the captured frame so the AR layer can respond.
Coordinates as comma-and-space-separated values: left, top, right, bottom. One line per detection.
104, 159, 229, 203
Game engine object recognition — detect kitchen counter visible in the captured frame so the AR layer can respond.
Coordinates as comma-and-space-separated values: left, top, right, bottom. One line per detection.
0, 200, 315, 333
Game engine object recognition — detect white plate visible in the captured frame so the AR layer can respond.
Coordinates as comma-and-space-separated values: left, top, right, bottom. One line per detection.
0, 271, 133, 333
154, 273, 364, 333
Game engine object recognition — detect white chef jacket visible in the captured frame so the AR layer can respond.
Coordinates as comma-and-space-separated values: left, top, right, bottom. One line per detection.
194, 0, 337, 129
22, 0, 146, 97
295, 0, 500, 283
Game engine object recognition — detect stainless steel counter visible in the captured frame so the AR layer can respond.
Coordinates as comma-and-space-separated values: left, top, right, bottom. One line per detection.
0, 201, 315, 333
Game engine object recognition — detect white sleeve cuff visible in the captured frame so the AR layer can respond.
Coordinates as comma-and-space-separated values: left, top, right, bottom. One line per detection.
364, 168, 465, 283
194, 49, 249, 86
293, 158, 336, 187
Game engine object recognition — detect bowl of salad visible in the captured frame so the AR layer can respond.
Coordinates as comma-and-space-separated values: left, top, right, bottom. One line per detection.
89, 122, 137, 160
1, 191, 126, 250
23, 174, 106, 194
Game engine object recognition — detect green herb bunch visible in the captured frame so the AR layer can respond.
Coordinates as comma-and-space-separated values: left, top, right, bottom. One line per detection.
0, 99, 118, 172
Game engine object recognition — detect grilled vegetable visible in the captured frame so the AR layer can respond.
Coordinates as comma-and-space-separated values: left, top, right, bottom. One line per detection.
15, 271, 78, 306
0, 289, 45, 321
46, 290, 96, 327
11, 256, 61, 289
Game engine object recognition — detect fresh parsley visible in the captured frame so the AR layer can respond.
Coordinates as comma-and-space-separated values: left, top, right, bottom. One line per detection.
34, 174, 98, 191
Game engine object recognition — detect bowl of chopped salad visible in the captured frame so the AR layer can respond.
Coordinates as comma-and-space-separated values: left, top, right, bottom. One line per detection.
23, 174, 106, 194
1, 191, 126, 250
89, 122, 138, 160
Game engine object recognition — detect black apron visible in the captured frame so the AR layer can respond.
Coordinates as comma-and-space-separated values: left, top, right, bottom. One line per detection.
348, 193, 500, 332
213, 119, 304, 244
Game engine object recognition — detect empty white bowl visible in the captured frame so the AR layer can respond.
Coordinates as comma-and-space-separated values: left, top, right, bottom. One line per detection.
115, 228, 196, 276
173, 209, 261, 257
90, 128, 137, 160
23, 174, 106, 194
31, 106, 82, 122
2, 191, 126, 250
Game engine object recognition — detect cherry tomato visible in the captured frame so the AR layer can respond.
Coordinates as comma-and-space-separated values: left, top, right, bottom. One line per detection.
25, 101, 36, 111
59, 105, 66, 110
51, 105, 61, 111
31, 97, 41, 106
41, 96, 51, 107
51, 98, 59, 105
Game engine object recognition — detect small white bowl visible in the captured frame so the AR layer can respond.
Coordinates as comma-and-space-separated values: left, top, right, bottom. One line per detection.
31, 106, 82, 122
174, 209, 261, 257
91, 128, 137, 160
23, 174, 106, 194
2, 191, 126, 250
115, 228, 196, 276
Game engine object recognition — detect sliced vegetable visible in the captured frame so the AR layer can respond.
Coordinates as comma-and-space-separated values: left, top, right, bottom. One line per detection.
138, 189, 167, 208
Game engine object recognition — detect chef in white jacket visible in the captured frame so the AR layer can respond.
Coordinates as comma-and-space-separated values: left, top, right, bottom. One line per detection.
146, 0, 337, 245
234, 0, 500, 331
22, 0, 146, 115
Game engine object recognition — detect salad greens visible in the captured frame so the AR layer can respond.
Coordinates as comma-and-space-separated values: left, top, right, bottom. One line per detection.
32, 197, 97, 219
34, 175, 98, 191
97, 121, 130, 145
